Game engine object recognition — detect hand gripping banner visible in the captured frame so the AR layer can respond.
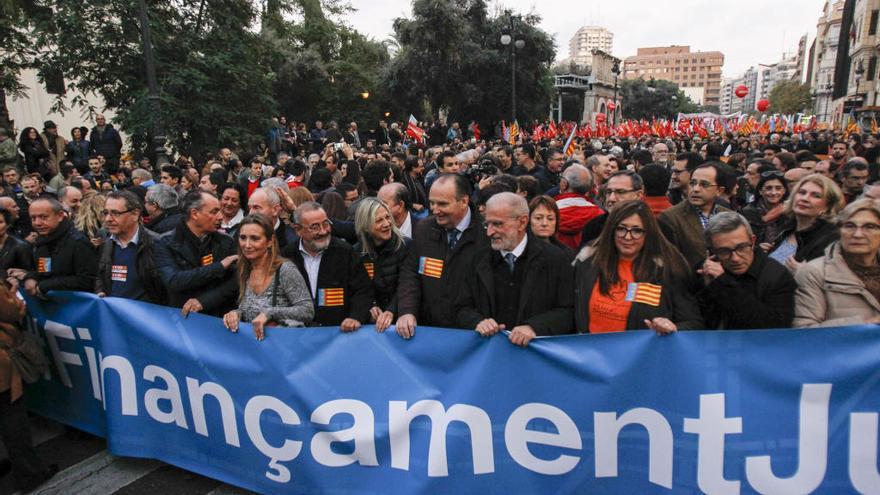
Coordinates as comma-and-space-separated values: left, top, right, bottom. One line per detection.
21, 292, 880, 494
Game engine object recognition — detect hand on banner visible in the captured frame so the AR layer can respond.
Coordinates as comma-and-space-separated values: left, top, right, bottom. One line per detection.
6, 268, 26, 281
181, 298, 204, 317
475, 318, 504, 337
644, 317, 677, 336
508, 325, 536, 347
23, 279, 40, 297
223, 311, 240, 332
395, 314, 417, 339
375, 311, 394, 332
340, 318, 361, 333
252, 313, 268, 341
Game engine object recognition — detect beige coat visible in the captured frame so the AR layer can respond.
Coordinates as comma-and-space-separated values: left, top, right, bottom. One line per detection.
794, 242, 880, 327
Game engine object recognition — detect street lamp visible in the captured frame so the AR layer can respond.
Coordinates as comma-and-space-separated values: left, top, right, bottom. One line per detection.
610, 60, 620, 126
136, 0, 168, 167
500, 14, 525, 123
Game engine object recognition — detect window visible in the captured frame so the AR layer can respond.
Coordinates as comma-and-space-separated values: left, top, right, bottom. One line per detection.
869, 56, 877, 81
871, 10, 879, 35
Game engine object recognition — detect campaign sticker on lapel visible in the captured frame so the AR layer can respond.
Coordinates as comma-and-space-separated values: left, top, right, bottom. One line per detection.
111, 265, 128, 282
201, 254, 214, 266
625, 282, 662, 307
37, 257, 52, 273
418, 257, 444, 278
363, 262, 375, 280
317, 288, 345, 307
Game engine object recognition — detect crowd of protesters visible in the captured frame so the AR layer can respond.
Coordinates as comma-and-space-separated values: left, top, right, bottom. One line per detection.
0, 113, 878, 490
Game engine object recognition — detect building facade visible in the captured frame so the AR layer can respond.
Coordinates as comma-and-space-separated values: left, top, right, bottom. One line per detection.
622, 46, 724, 107
811, 0, 844, 122
567, 26, 614, 67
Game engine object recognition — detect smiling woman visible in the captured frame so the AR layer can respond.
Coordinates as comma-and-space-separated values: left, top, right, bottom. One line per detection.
573, 200, 702, 334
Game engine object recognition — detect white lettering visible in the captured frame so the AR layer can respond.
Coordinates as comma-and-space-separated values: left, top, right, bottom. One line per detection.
595, 407, 674, 488
244, 395, 302, 483
683, 393, 742, 495
310, 399, 378, 467
504, 403, 582, 475
849, 412, 880, 494
99, 354, 138, 416
745, 383, 831, 494
43, 320, 82, 388
185, 377, 240, 447
143, 365, 188, 428
389, 400, 494, 476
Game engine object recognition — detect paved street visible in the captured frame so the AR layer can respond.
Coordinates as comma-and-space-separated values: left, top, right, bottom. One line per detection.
0, 415, 256, 495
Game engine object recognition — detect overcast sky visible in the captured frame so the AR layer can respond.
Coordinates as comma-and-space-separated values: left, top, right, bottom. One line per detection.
341, 0, 828, 78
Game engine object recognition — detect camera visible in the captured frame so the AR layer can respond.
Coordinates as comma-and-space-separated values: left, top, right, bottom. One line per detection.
464, 158, 498, 182
334, 142, 344, 151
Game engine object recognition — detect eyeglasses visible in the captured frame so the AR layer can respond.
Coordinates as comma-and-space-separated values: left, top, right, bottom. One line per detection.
101, 209, 133, 218
711, 241, 754, 261
298, 219, 332, 233
689, 179, 718, 189
841, 222, 880, 234
671, 168, 687, 176
761, 171, 784, 178
614, 225, 645, 239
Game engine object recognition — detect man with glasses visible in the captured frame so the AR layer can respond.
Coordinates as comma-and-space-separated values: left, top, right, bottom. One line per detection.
659, 162, 731, 268
668, 152, 701, 206
652, 142, 670, 166
454, 193, 573, 347
579, 170, 644, 246
696, 211, 795, 329
841, 160, 870, 204
282, 202, 372, 330
95, 191, 166, 303
154, 191, 239, 317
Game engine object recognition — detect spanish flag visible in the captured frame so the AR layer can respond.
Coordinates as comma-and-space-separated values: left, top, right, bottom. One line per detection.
625, 282, 662, 307
318, 288, 345, 307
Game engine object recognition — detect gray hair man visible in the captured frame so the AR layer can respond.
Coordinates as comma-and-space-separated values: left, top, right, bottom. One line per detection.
696, 211, 795, 329
144, 184, 181, 234
454, 192, 574, 347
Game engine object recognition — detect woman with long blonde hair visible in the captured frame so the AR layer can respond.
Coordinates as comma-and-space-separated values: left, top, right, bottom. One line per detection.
222, 214, 313, 340
75, 193, 106, 247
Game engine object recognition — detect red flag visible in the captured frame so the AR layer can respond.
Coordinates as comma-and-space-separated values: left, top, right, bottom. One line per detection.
547, 121, 558, 139
406, 115, 425, 143
469, 121, 481, 140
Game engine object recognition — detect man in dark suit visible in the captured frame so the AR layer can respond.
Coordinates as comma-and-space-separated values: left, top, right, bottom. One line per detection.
395, 174, 488, 338
378, 182, 420, 239
246, 186, 297, 250
455, 192, 574, 346
281, 202, 372, 330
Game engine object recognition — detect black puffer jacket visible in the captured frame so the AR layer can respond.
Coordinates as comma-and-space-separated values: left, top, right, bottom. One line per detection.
354, 237, 411, 314
0, 234, 34, 273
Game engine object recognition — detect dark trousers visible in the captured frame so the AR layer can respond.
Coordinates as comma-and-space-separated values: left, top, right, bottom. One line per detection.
0, 390, 46, 490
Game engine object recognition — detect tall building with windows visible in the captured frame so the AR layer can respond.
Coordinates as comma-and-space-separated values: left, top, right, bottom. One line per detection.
568, 26, 613, 67
622, 46, 725, 106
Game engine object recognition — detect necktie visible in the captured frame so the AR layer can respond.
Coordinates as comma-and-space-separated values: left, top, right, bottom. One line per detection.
505, 253, 516, 273
448, 229, 460, 250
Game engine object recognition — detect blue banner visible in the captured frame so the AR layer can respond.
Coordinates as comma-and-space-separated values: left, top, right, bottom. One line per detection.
21, 292, 880, 494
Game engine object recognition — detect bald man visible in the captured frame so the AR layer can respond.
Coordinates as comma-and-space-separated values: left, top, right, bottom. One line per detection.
454, 192, 574, 347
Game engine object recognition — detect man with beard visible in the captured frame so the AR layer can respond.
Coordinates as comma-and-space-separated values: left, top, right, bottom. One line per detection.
282, 202, 372, 330
829, 140, 849, 172
454, 193, 574, 346
153, 191, 239, 316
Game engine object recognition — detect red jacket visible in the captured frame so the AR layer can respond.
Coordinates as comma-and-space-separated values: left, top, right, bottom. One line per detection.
554, 192, 604, 249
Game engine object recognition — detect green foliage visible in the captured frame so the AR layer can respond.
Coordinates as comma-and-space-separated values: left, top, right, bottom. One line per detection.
384, 0, 555, 128
620, 78, 698, 120
768, 80, 811, 115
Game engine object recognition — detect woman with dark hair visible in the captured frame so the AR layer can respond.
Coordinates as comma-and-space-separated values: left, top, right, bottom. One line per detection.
741, 170, 789, 243
528, 195, 571, 255
573, 200, 702, 334
18, 127, 50, 179
0, 208, 33, 274
222, 214, 313, 340
353, 197, 410, 332
65, 127, 91, 174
